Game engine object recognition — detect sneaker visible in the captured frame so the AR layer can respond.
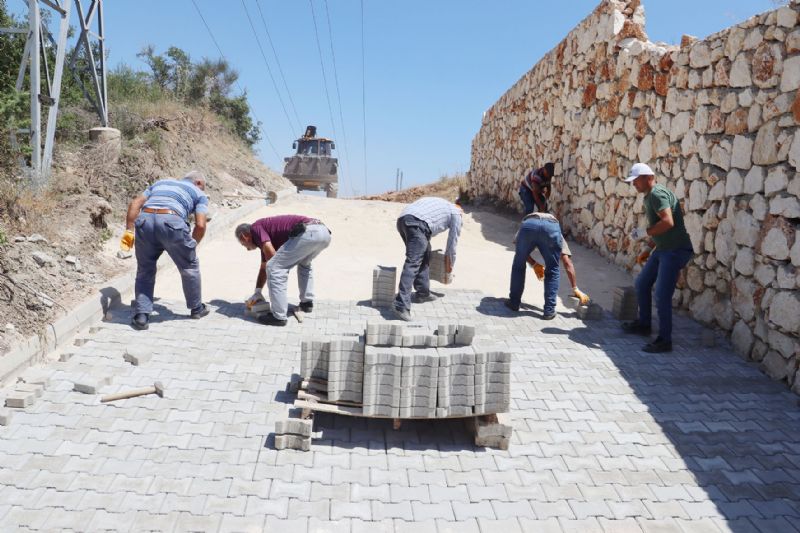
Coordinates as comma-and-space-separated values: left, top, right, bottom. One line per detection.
411, 292, 437, 303
131, 313, 149, 331
542, 312, 556, 320
643, 337, 672, 353
190, 303, 210, 319
504, 300, 519, 312
299, 301, 313, 313
258, 312, 288, 327
392, 306, 412, 321
621, 321, 652, 336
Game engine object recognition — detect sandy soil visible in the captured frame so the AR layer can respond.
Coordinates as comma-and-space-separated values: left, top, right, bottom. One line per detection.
156, 194, 634, 315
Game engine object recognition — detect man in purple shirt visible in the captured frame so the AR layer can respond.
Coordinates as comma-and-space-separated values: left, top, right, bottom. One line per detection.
235, 215, 331, 326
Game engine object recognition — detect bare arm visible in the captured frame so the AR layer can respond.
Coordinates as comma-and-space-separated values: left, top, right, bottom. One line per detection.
125, 196, 147, 230
648, 208, 674, 238
192, 213, 207, 244
561, 254, 578, 289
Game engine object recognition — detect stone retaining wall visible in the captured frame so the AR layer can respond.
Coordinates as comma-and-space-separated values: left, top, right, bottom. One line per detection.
467, 0, 800, 392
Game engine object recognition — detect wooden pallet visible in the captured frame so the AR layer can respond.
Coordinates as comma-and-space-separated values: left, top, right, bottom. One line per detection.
289, 377, 512, 445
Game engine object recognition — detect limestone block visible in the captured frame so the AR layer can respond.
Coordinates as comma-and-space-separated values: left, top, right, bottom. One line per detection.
791, 238, 800, 267
732, 277, 757, 321
688, 181, 708, 211
726, 169, 744, 196
770, 196, 800, 218
123, 347, 152, 366
781, 56, 800, 93
754, 262, 777, 286
777, 6, 798, 28
731, 320, 754, 357
734, 247, 755, 276
768, 328, 798, 359
769, 291, 800, 333
730, 136, 754, 170
670, 112, 691, 142
789, 133, 800, 171
4, 390, 36, 408
714, 219, 735, 265
733, 211, 760, 247
689, 290, 716, 325
762, 228, 790, 260
753, 121, 780, 165
765, 167, 789, 197
761, 350, 791, 381
788, 28, 800, 54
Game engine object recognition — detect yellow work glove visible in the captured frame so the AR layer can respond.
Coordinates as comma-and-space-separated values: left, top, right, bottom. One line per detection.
120, 230, 135, 251
245, 289, 265, 310
531, 261, 545, 281
636, 250, 651, 265
573, 287, 590, 305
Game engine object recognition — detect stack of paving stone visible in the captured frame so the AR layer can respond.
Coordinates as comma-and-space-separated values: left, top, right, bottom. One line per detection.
577, 302, 604, 320
327, 335, 365, 403
274, 418, 312, 451
298, 322, 510, 419
612, 286, 638, 320
371, 265, 397, 307
428, 250, 451, 284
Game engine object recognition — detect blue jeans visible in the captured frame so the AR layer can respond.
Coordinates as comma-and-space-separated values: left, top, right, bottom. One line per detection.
509, 217, 562, 315
394, 215, 431, 311
518, 185, 535, 215
134, 213, 201, 315
635, 248, 693, 342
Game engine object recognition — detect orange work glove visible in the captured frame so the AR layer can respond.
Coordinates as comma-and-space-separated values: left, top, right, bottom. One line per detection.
531, 261, 545, 281
636, 250, 651, 265
119, 230, 135, 251
573, 287, 590, 305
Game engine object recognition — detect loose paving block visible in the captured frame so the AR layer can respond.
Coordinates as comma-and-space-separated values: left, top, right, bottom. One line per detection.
274, 434, 311, 451
18, 368, 51, 387
58, 352, 75, 362
612, 286, 637, 320
5, 391, 35, 408
275, 419, 313, 437
73, 375, 113, 395
429, 250, 451, 284
454, 324, 476, 345
371, 265, 397, 307
124, 347, 152, 366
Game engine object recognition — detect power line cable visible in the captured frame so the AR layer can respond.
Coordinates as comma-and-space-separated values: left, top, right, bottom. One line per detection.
254, 0, 303, 131
323, 0, 352, 197
360, 0, 368, 195
241, 0, 300, 135
189, 0, 280, 160
308, 0, 338, 151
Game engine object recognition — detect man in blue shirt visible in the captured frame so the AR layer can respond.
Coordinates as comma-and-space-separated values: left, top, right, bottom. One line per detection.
393, 197, 462, 321
121, 170, 211, 330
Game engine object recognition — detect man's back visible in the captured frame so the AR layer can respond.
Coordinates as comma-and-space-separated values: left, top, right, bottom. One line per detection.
143, 179, 208, 220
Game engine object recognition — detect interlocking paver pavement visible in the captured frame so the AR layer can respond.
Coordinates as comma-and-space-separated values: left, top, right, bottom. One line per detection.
1, 290, 800, 532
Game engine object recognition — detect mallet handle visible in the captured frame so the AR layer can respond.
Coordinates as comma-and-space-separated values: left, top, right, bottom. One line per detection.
100, 386, 155, 403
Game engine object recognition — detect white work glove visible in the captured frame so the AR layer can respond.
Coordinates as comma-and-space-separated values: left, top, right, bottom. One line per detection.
245, 289, 265, 309
630, 227, 647, 241
444, 271, 455, 285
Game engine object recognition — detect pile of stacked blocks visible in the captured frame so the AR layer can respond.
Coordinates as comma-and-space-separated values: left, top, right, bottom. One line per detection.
371, 266, 397, 307
299, 322, 511, 419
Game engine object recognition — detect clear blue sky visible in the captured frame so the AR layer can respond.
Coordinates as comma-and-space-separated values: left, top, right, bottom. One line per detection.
17, 1, 779, 195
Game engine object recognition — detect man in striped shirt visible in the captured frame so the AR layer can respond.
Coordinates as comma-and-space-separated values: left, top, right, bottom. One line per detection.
121, 170, 210, 330
393, 197, 462, 321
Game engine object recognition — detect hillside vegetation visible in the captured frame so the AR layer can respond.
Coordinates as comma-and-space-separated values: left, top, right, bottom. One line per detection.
0, 8, 290, 352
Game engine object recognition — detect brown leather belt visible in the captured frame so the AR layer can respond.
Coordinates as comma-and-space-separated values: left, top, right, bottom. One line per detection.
143, 207, 178, 215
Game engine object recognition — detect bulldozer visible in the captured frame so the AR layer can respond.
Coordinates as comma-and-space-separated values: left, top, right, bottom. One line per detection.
282, 125, 339, 198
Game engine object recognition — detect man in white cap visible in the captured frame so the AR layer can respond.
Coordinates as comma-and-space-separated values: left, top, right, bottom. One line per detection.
621, 163, 694, 353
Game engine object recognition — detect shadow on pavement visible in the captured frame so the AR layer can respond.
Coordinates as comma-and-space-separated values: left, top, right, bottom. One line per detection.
476, 295, 542, 318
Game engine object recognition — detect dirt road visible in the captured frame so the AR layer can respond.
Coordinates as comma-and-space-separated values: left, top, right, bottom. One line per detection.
158, 194, 634, 314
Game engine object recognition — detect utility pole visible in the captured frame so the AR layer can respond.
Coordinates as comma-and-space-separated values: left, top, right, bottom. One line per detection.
1, 0, 108, 186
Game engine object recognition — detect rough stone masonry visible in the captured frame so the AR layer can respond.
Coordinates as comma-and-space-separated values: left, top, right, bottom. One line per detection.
468, 0, 800, 394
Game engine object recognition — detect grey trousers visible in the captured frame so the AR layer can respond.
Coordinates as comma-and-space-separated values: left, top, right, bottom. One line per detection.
267, 223, 332, 320
394, 215, 431, 312
134, 213, 201, 314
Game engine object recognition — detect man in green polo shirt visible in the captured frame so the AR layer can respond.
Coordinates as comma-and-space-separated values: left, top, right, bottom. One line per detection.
621, 163, 694, 353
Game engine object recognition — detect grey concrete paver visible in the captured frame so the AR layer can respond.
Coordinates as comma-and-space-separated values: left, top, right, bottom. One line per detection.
0, 291, 799, 532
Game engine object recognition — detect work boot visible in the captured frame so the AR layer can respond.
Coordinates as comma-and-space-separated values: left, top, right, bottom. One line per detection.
190, 303, 210, 319
621, 320, 651, 336
504, 300, 519, 313
411, 292, 437, 304
542, 312, 556, 320
258, 312, 287, 327
643, 337, 672, 353
131, 313, 149, 331
299, 301, 313, 313
392, 305, 412, 322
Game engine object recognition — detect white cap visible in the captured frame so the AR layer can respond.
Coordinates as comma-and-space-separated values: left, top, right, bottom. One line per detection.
624, 162, 654, 183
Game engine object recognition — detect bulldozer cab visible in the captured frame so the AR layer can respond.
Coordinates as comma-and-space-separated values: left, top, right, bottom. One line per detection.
283, 125, 339, 198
